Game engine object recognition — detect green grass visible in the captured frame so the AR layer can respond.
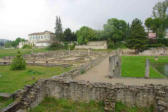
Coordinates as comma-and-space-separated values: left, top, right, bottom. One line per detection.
0, 48, 48, 58
0, 66, 71, 93
29, 97, 104, 112
0, 97, 14, 110
29, 98, 154, 112
115, 102, 154, 112
122, 56, 168, 78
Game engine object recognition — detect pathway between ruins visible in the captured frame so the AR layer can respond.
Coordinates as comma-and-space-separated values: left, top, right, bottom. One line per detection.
74, 56, 168, 86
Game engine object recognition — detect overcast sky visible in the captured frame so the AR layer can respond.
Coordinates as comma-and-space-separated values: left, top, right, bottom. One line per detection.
0, 0, 164, 40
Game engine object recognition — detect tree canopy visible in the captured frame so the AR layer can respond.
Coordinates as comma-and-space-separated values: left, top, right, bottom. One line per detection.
103, 18, 127, 42
76, 26, 96, 45
63, 28, 77, 42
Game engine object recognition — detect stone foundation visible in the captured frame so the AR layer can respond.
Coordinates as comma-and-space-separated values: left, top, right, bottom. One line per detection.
2, 78, 168, 112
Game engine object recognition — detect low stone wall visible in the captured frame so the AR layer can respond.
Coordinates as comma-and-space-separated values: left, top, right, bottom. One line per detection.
75, 41, 107, 50
2, 78, 168, 112
139, 47, 168, 56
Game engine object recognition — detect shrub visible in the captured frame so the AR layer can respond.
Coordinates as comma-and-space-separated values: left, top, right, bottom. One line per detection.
108, 41, 127, 49
22, 44, 32, 49
80, 69, 86, 74
10, 51, 26, 70
47, 42, 64, 50
66, 42, 76, 50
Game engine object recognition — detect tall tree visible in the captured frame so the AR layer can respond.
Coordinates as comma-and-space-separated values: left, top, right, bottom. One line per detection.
54, 16, 63, 41
127, 18, 147, 53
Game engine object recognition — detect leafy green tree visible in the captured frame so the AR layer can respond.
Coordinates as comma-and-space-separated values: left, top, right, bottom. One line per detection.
103, 18, 127, 43
145, 17, 165, 38
145, 18, 153, 33
63, 28, 77, 42
153, 1, 168, 19
10, 51, 26, 70
76, 26, 96, 45
152, 0, 168, 38
127, 18, 147, 53
4, 41, 12, 48
12, 37, 25, 48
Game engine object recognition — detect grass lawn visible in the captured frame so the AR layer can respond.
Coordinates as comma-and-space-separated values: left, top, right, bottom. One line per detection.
0, 66, 71, 93
29, 97, 104, 112
0, 97, 14, 110
122, 56, 168, 78
115, 102, 154, 112
29, 97, 154, 112
0, 48, 48, 58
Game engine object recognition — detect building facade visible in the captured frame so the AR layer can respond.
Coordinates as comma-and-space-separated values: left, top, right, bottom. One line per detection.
28, 31, 55, 47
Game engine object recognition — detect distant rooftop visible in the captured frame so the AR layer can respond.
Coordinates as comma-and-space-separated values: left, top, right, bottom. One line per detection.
28, 31, 55, 36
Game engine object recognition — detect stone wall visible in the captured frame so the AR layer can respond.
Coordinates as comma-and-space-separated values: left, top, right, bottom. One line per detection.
75, 41, 107, 50
139, 47, 168, 56
2, 78, 168, 112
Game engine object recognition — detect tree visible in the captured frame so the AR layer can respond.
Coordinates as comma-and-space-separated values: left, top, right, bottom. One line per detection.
76, 26, 96, 45
54, 16, 63, 41
63, 28, 77, 42
145, 17, 165, 38
145, 18, 153, 33
10, 51, 26, 70
152, 0, 168, 38
153, 1, 168, 19
127, 18, 147, 53
125, 23, 131, 40
130, 18, 146, 39
103, 18, 127, 43
12, 37, 25, 48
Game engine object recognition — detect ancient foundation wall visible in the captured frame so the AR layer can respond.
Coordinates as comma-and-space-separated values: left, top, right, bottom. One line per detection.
139, 47, 168, 56
2, 78, 168, 112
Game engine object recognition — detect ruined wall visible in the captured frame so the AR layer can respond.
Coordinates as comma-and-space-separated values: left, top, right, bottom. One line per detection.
139, 47, 168, 56
75, 41, 107, 49
2, 78, 168, 112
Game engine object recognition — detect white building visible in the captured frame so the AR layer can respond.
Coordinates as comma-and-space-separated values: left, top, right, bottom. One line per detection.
28, 31, 55, 48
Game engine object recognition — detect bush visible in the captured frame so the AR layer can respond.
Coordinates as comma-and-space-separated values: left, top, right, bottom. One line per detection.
10, 51, 26, 70
48, 42, 76, 50
47, 42, 65, 50
126, 39, 148, 53
22, 44, 32, 49
66, 42, 76, 50
108, 41, 127, 49
147, 38, 168, 48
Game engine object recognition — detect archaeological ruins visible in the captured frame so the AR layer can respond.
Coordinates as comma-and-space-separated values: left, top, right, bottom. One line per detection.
1, 48, 168, 112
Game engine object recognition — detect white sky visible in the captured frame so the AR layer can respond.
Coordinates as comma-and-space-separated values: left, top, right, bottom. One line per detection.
0, 0, 164, 40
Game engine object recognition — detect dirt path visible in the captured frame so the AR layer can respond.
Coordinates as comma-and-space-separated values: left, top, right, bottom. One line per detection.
74, 56, 168, 86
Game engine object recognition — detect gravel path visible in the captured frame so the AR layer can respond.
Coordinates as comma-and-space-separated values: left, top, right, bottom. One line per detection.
74, 56, 168, 86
